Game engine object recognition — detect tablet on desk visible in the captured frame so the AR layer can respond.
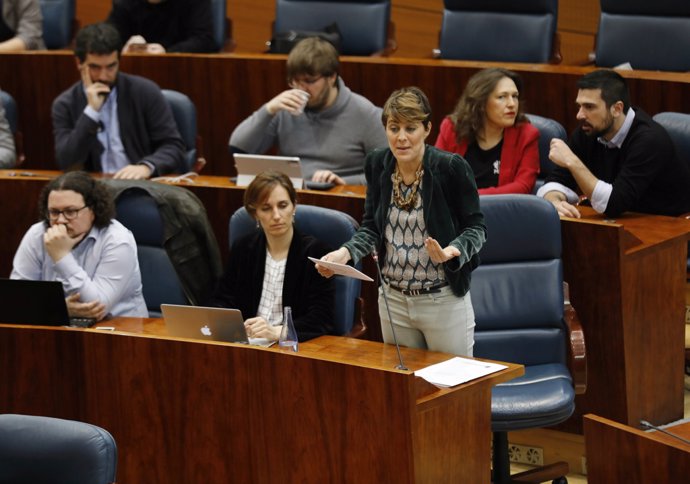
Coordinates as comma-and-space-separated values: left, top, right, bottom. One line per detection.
233, 154, 303, 188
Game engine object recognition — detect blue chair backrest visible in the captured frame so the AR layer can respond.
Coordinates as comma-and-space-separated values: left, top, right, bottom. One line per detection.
229, 204, 361, 335
525, 114, 567, 194
39, 0, 75, 49
595, 0, 690, 71
0, 91, 17, 134
438, 0, 558, 62
161, 89, 197, 173
274, 0, 391, 56
0, 413, 117, 484
653, 112, 690, 167
210, 0, 227, 51
471, 195, 566, 367
114, 188, 187, 317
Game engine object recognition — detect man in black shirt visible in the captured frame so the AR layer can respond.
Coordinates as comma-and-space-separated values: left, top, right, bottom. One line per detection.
107, 0, 217, 54
537, 69, 690, 218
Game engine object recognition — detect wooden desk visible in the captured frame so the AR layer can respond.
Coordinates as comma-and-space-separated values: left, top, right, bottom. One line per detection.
584, 414, 690, 483
0, 319, 523, 483
1, 52, 689, 176
561, 208, 690, 432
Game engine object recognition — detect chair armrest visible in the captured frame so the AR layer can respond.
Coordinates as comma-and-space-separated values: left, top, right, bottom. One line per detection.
221, 17, 236, 53
344, 296, 368, 339
372, 21, 397, 57
15, 131, 25, 167
193, 134, 206, 173
549, 32, 562, 64
564, 281, 587, 394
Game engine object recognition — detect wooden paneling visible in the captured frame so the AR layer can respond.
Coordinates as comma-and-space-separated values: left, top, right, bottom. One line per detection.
0, 323, 522, 483
584, 414, 690, 483
560, 209, 690, 432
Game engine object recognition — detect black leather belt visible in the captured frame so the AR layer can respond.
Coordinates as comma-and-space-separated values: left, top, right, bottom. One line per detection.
387, 281, 449, 296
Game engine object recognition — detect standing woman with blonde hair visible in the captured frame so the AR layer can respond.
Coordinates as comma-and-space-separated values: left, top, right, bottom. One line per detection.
318, 87, 485, 356
436, 67, 539, 194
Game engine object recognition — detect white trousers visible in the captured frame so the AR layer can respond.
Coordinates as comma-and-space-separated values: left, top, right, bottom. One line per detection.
378, 284, 475, 357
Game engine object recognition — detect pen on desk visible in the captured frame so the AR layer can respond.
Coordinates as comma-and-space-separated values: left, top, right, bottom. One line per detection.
8, 171, 37, 177
96, 326, 116, 331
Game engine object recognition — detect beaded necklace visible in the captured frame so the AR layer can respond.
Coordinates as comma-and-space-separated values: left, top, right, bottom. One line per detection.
392, 164, 424, 211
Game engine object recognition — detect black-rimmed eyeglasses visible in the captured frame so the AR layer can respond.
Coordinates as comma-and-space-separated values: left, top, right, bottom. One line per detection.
47, 206, 89, 220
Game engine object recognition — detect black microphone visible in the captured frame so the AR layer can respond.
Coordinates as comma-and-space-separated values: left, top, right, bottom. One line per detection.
371, 248, 408, 371
640, 420, 690, 445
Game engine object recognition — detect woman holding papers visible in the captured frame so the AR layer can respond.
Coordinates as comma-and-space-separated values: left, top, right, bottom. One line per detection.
208, 171, 335, 342
317, 87, 485, 356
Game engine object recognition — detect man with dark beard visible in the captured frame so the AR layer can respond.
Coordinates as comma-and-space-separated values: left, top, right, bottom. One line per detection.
52, 22, 185, 179
537, 69, 690, 218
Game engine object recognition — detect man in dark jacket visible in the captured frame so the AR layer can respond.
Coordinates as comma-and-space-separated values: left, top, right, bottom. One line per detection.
52, 22, 185, 179
537, 69, 690, 218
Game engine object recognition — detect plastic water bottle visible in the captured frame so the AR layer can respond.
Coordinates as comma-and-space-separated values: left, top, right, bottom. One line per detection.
278, 306, 298, 352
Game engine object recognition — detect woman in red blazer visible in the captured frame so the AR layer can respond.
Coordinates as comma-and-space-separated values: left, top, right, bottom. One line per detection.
435, 68, 539, 194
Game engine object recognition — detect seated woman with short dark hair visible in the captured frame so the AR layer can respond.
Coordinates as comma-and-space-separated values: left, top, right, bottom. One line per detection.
435, 68, 539, 194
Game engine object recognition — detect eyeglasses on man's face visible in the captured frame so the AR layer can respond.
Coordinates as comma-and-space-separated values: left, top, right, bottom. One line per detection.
288, 75, 324, 89
47, 206, 89, 221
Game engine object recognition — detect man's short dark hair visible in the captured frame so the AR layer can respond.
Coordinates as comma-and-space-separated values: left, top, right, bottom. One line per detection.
74, 23, 122, 63
39, 171, 115, 228
577, 70, 630, 113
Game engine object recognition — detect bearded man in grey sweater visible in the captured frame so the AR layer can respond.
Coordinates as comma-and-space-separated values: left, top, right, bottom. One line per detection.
229, 37, 387, 186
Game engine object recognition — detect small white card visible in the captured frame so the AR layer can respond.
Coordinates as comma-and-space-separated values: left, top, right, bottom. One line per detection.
308, 257, 374, 282
414, 357, 507, 387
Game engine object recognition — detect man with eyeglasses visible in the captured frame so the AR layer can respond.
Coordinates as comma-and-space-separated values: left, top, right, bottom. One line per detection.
229, 37, 387, 186
11, 171, 148, 320
52, 22, 185, 180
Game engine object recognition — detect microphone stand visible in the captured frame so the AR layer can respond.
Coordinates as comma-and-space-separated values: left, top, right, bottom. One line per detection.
640, 420, 690, 446
372, 249, 408, 371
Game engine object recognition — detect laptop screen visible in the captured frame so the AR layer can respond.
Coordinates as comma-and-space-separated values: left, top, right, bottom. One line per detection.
0, 279, 71, 326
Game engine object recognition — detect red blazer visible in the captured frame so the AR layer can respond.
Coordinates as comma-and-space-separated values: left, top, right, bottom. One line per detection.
434, 117, 540, 194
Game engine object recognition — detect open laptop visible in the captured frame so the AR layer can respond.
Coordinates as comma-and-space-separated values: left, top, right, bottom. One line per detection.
161, 304, 275, 347
0, 279, 95, 327
232, 153, 335, 190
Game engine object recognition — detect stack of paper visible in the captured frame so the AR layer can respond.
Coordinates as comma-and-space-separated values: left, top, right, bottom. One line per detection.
415, 357, 507, 387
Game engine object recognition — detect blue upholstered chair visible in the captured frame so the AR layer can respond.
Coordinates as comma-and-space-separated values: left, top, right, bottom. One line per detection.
229, 205, 365, 337
653, 112, 690, 273
436, 0, 560, 63
0, 413, 117, 484
113, 187, 187, 317
472, 194, 586, 484
272, 0, 395, 56
210, 0, 234, 52
0, 91, 16, 135
595, 0, 690, 72
525, 114, 568, 194
39, 0, 76, 49
0, 90, 24, 167
161, 89, 205, 174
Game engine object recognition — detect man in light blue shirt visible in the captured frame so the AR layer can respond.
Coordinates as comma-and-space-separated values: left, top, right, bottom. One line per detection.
11, 172, 148, 320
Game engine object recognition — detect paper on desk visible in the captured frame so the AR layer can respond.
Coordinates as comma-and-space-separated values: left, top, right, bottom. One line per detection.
308, 257, 374, 282
414, 357, 507, 388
